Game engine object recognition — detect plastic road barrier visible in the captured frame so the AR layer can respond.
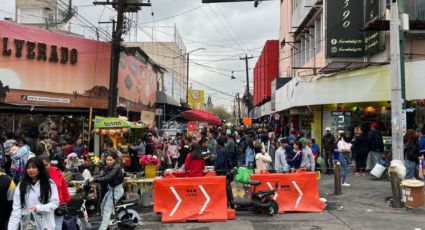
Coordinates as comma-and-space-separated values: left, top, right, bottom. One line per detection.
250, 170, 325, 213
154, 175, 228, 223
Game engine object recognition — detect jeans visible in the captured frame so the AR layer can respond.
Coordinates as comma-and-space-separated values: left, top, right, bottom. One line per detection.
405, 160, 418, 179
99, 184, 124, 230
54, 215, 63, 230
339, 153, 349, 184
324, 150, 334, 173
370, 151, 382, 169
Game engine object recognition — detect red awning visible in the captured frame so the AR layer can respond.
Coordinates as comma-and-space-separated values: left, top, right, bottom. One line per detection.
181, 110, 222, 126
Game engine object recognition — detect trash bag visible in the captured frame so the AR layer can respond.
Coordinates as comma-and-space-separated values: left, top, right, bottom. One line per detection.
235, 167, 253, 184
20, 212, 43, 230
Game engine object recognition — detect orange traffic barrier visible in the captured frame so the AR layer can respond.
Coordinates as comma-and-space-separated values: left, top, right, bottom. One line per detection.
154, 176, 229, 223
251, 170, 325, 213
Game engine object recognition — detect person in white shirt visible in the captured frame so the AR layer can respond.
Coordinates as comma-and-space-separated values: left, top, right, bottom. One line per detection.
8, 157, 59, 230
274, 138, 288, 172
300, 138, 315, 171
337, 133, 352, 187
255, 144, 272, 173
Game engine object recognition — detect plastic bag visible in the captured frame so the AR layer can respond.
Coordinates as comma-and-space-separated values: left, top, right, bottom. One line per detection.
317, 156, 326, 173
20, 212, 43, 230
235, 167, 253, 184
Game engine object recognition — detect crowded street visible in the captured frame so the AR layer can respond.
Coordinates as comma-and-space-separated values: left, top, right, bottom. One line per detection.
1, 0, 425, 230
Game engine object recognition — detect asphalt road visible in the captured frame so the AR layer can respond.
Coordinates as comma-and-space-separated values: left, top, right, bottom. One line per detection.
135, 174, 425, 230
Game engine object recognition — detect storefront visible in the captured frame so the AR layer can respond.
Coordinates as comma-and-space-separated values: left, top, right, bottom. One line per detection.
274, 60, 425, 142
0, 21, 159, 140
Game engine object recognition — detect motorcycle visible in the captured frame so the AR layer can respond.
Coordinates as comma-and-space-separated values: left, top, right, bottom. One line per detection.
226, 168, 279, 216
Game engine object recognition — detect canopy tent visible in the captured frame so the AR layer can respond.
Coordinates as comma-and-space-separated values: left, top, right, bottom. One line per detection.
181, 110, 223, 126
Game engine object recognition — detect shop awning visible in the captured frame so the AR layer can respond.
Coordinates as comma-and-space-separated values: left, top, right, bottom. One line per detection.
275, 60, 425, 112
181, 110, 222, 126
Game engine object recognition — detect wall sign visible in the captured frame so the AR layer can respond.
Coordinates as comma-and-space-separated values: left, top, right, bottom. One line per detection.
21, 95, 70, 104
364, 0, 380, 56
1, 37, 78, 64
327, 0, 365, 57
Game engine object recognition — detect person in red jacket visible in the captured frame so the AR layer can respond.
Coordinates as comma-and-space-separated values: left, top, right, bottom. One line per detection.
184, 143, 205, 177
41, 155, 71, 230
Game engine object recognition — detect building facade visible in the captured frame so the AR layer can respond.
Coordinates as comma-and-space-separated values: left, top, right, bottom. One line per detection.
274, 0, 425, 143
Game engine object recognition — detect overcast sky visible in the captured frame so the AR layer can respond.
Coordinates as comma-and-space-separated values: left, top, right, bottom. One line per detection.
0, 0, 279, 111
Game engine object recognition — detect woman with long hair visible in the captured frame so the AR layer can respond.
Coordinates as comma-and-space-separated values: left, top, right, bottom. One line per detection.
184, 143, 205, 177
8, 157, 59, 230
352, 126, 370, 176
338, 133, 352, 187
89, 150, 124, 230
254, 144, 272, 173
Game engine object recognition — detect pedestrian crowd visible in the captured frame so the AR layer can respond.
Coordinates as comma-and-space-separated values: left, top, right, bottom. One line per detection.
1, 122, 425, 229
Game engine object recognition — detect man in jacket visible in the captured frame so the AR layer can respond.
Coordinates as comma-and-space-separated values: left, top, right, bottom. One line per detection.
225, 131, 238, 168
368, 122, 384, 170
275, 138, 288, 172
322, 127, 336, 174
300, 138, 315, 171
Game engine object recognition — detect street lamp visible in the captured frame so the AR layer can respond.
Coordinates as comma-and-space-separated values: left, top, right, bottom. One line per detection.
184, 48, 206, 104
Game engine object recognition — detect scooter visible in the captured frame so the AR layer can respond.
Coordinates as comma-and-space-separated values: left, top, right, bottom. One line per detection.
68, 181, 141, 230
226, 168, 279, 216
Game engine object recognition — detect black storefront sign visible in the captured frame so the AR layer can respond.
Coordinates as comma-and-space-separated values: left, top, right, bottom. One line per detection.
327, 0, 365, 57
365, 0, 380, 56
331, 111, 352, 116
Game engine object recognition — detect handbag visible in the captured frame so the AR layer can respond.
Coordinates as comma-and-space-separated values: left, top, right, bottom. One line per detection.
55, 204, 69, 216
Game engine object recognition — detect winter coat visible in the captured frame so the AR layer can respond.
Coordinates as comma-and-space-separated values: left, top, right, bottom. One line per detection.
215, 147, 229, 175
48, 166, 71, 205
184, 154, 205, 177
94, 163, 124, 187
255, 152, 272, 173
351, 135, 370, 157
322, 133, 336, 151
368, 130, 384, 152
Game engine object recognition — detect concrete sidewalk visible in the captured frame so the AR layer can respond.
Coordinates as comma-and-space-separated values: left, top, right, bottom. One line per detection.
136, 174, 425, 230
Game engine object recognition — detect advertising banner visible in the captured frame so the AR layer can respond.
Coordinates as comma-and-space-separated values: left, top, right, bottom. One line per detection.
188, 89, 205, 110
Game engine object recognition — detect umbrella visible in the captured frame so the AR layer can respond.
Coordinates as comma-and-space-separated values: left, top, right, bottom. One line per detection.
181, 110, 223, 126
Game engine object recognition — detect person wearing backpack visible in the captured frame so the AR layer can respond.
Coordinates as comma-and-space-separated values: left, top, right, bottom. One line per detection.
10, 138, 31, 183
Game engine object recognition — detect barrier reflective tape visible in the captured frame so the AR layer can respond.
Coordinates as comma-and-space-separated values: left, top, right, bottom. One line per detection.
292, 181, 303, 209
198, 185, 210, 215
169, 186, 182, 217
266, 182, 278, 200
154, 176, 228, 222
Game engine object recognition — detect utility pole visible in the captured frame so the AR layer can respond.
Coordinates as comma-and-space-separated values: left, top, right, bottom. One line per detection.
390, 0, 404, 162
93, 0, 151, 117
186, 53, 190, 104
236, 93, 241, 125
240, 54, 253, 117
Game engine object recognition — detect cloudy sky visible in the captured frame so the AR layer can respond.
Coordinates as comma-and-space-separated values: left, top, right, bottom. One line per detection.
0, 0, 280, 111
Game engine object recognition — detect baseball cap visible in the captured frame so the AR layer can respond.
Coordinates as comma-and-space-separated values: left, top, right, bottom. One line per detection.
371, 122, 378, 128
325, 127, 331, 131
299, 138, 308, 143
